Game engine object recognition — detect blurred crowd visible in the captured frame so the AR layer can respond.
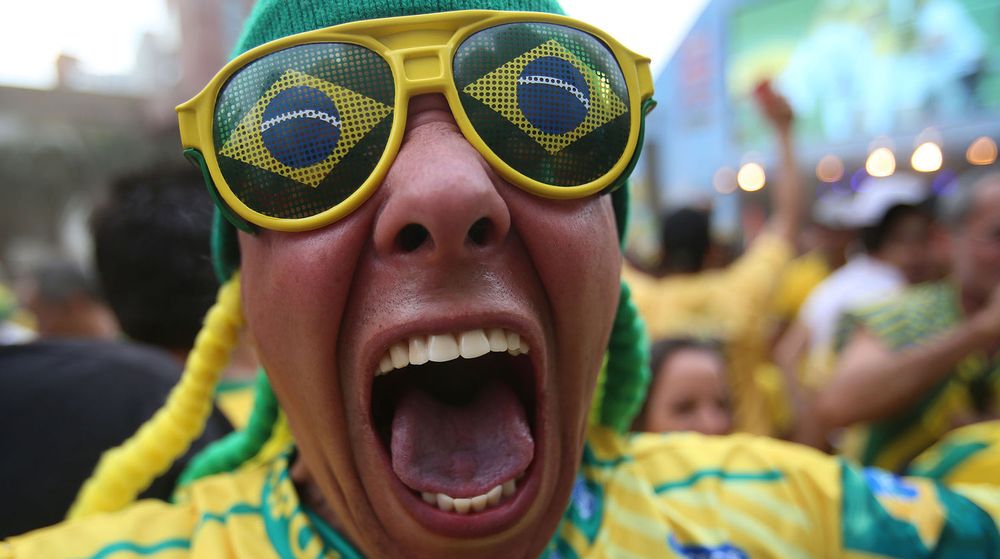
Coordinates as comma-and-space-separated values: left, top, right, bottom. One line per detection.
626, 86, 1000, 484
0, 165, 257, 537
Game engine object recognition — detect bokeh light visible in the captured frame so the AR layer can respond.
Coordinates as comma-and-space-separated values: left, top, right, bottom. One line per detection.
815, 154, 845, 183
967, 137, 998, 166
865, 147, 896, 178
737, 162, 766, 192
910, 142, 943, 173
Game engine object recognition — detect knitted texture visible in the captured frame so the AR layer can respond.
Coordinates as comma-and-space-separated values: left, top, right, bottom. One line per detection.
600, 280, 650, 432
234, 0, 564, 55
199, 0, 649, 460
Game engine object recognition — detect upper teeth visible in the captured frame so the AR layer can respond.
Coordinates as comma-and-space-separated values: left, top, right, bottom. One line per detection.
377, 328, 528, 376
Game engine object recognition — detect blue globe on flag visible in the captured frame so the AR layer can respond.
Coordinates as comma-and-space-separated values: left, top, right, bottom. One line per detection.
261, 85, 342, 169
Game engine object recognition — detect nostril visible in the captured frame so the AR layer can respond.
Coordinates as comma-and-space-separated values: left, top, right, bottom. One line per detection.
467, 217, 492, 246
396, 223, 429, 252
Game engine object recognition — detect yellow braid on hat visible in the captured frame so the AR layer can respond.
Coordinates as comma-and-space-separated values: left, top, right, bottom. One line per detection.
67, 275, 244, 520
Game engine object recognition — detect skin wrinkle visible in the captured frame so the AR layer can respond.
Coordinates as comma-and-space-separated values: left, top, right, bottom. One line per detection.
238, 94, 621, 558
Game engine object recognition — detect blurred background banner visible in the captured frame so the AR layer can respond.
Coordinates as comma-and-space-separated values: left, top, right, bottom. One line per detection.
730, 0, 999, 149
632, 0, 1000, 248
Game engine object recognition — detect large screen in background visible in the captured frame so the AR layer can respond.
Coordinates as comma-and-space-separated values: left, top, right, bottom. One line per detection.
726, 0, 1000, 152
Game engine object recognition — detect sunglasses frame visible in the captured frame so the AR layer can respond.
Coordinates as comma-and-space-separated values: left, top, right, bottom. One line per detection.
177, 10, 654, 232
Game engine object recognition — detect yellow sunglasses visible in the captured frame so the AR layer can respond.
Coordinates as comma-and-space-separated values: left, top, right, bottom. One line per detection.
177, 10, 655, 232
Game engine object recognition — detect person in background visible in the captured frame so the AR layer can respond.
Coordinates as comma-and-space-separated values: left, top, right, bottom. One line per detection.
632, 337, 732, 436
20, 259, 118, 340
624, 83, 802, 436
774, 174, 934, 445
90, 165, 259, 426
90, 165, 224, 363
0, 338, 233, 538
770, 190, 856, 334
817, 170, 1000, 472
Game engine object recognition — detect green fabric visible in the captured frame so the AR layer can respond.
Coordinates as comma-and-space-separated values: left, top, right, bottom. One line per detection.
907, 441, 991, 481
835, 282, 962, 354
600, 280, 649, 432
840, 461, 930, 557
840, 459, 1000, 558
234, 0, 564, 55
198, 0, 650, 451
932, 482, 1000, 557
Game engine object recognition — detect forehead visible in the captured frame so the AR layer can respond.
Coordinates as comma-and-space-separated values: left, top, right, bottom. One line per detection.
658, 347, 725, 374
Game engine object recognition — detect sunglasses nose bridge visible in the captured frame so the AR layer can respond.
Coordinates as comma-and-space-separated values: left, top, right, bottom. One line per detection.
392, 45, 454, 97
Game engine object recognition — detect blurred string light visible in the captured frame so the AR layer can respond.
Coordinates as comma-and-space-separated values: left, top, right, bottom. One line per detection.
737, 162, 766, 192
967, 136, 998, 166
911, 142, 943, 173
850, 167, 869, 191
713, 167, 738, 194
815, 154, 844, 183
932, 169, 958, 195
865, 147, 896, 178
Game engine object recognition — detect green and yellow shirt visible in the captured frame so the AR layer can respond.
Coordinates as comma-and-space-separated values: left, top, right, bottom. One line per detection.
5, 427, 999, 558
908, 420, 1000, 487
835, 282, 1000, 473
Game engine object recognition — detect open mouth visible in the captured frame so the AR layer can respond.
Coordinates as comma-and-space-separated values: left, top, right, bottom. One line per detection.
370, 328, 537, 516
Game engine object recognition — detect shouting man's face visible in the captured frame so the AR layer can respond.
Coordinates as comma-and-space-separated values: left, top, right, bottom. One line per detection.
238, 94, 622, 558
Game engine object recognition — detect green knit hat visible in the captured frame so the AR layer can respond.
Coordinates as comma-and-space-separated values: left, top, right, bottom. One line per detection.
200, 0, 649, 433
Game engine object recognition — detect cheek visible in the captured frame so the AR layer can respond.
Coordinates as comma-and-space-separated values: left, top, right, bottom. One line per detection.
510, 194, 620, 447
237, 225, 368, 410
530, 197, 621, 324
531, 198, 621, 374
644, 373, 684, 430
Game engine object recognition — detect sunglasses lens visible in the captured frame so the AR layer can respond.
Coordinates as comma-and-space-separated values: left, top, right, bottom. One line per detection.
454, 22, 631, 188
213, 43, 394, 220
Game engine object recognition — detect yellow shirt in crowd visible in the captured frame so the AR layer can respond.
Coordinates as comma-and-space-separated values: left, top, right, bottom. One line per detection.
623, 234, 794, 435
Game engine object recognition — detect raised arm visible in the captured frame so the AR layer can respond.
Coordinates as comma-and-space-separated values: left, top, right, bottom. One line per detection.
815, 284, 1000, 427
755, 83, 803, 245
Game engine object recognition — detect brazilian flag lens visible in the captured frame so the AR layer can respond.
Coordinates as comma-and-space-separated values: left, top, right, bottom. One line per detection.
454, 23, 630, 187
213, 43, 394, 220
211, 24, 631, 223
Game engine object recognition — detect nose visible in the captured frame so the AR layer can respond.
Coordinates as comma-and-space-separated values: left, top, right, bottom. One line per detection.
373, 96, 511, 260
698, 406, 732, 436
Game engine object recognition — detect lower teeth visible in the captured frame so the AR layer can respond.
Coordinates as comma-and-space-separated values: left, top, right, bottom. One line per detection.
422, 476, 519, 514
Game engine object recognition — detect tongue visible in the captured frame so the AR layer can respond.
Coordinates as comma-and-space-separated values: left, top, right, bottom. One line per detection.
390, 376, 533, 497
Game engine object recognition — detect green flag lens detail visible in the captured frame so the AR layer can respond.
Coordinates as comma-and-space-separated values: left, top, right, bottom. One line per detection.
455, 23, 630, 187
213, 43, 394, 220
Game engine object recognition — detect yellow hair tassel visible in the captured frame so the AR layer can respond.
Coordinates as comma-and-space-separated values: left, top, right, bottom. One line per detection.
67, 274, 243, 520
